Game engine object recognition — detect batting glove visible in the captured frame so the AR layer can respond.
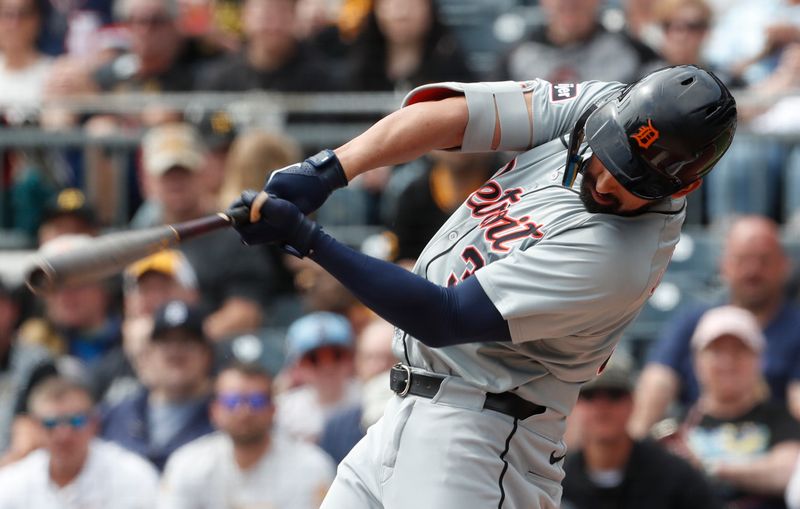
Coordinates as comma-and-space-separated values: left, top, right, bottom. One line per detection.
234, 190, 322, 258
265, 149, 348, 214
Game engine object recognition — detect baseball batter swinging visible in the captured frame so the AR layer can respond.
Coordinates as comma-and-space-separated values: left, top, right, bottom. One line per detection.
232, 65, 737, 508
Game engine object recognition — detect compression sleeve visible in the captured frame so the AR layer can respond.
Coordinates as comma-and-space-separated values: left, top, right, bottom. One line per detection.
309, 232, 510, 347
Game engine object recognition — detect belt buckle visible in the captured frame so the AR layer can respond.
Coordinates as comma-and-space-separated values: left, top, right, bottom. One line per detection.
395, 363, 412, 397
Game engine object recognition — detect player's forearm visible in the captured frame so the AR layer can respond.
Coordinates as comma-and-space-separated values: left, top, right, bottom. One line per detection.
308, 232, 509, 346
714, 442, 800, 495
334, 97, 468, 181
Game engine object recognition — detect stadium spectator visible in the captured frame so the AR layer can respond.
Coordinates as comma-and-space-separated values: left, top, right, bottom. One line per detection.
319, 317, 396, 464
622, 0, 660, 50
17, 235, 123, 400
631, 216, 800, 436
275, 312, 360, 443
132, 122, 273, 341
388, 152, 495, 262
0, 376, 158, 508
93, 0, 220, 93
0, 0, 53, 119
665, 306, 800, 508
703, 0, 800, 85
344, 0, 474, 93
0, 281, 49, 458
101, 300, 215, 470
98, 250, 201, 406
561, 357, 720, 509
498, 0, 663, 84
159, 362, 335, 508
191, 108, 238, 212
195, 0, 341, 92
36, 188, 99, 246
217, 128, 302, 306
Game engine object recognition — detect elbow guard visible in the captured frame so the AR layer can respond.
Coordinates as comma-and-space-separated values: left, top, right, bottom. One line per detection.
402, 81, 536, 152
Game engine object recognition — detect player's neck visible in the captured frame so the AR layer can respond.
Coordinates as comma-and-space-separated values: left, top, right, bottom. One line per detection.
583, 434, 633, 471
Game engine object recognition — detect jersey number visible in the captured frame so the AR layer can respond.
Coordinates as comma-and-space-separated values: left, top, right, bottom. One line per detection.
447, 246, 486, 286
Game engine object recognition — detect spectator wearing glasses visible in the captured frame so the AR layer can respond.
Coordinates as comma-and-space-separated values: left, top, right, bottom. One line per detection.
275, 312, 360, 443
0, 376, 158, 508
561, 356, 720, 509
101, 300, 215, 470
159, 362, 335, 509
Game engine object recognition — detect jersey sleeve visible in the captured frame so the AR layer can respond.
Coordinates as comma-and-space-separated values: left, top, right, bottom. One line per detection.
473, 218, 659, 343
528, 79, 624, 147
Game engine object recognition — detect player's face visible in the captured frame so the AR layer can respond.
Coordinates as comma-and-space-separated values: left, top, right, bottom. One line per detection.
579, 157, 653, 216
212, 370, 274, 445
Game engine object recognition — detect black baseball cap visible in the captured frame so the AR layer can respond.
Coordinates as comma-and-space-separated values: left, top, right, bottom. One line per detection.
151, 300, 207, 343
41, 188, 98, 228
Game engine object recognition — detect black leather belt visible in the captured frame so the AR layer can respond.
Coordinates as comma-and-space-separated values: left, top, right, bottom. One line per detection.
389, 364, 546, 421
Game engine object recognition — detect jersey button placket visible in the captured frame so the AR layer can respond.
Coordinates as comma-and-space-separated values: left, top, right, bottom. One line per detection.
448, 231, 458, 241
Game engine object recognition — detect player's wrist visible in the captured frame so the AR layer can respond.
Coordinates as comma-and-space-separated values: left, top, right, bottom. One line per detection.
306, 149, 348, 191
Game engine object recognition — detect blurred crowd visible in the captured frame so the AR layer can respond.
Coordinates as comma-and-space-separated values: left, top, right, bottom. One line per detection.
1, 0, 800, 508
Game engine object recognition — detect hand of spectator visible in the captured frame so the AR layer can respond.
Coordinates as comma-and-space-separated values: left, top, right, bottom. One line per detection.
0, 415, 47, 468
265, 150, 348, 214
43, 57, 100, 98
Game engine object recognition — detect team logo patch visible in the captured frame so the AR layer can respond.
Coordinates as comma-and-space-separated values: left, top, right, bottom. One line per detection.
630, 119, 660, 149
551, 83, 578, 102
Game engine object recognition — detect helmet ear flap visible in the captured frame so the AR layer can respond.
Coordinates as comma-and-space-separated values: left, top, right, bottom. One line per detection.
563, 104, 598, 190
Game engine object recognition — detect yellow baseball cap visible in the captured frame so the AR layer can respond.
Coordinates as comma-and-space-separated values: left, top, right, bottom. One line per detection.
125, 250, 197, 289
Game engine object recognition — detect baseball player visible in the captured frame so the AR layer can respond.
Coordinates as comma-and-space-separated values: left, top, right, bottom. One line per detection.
232, 65, 737, 508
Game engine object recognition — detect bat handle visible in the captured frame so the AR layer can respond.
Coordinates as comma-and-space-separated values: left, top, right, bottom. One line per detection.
223, 206, 252, 227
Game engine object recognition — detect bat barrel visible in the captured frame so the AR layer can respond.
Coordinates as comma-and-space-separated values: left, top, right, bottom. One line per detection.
26, 226, 181, 293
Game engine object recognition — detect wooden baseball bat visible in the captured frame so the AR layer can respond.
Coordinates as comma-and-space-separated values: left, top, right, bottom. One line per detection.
26, 206, 251, 294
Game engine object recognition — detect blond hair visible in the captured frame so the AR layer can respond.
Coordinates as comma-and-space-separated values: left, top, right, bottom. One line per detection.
218, 130, 302, 209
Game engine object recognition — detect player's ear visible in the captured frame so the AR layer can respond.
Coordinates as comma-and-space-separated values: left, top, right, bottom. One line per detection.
671, 179, 702, 198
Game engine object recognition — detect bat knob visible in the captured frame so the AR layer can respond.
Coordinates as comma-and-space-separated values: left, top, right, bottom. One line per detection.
224, 206, 252, 226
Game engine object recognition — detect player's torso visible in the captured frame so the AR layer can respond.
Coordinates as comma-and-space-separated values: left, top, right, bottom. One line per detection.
394, 137, 684, 417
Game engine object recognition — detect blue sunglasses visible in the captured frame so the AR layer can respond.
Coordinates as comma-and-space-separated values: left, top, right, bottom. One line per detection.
40, 413, 90, 430
216, 393, 271, 411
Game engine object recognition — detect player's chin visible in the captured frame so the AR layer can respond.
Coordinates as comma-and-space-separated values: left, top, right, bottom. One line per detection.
579, 181, 647, 217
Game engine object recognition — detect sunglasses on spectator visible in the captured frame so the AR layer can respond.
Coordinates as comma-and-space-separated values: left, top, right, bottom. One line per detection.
216, 393, 271, 411
664, 20, 709, 33
302, 346, 351, 367
39, 413, 90, 430
579, 388, 630, 402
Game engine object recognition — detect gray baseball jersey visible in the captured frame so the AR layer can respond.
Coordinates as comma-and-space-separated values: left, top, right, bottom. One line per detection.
393, 79, 685, 421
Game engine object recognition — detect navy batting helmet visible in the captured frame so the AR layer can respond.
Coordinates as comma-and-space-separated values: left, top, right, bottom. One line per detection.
563, 65, 737, 200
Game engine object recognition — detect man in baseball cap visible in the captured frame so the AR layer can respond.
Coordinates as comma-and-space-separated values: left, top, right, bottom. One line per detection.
682, 305, 800, 508
276, 312, 359, 443
562, 354, 719, 509
38, 188, 99, 246
101, 300, 215, 470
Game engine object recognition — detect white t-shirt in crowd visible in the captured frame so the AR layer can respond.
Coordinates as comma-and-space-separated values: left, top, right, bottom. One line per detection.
159, 432, 335, 509
0, 439, 159, 509
276, 380, 362, 442
0, 55, 53, 109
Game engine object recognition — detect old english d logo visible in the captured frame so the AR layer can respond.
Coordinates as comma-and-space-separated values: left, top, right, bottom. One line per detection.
630, 119, 660, 149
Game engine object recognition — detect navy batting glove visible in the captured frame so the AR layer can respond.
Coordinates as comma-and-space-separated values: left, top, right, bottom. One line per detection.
233, 190, 322, 257
265, 150, 348, 214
